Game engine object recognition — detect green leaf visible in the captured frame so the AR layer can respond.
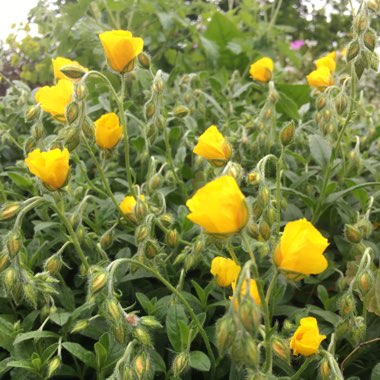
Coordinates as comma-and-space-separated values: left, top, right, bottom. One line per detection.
165, 304, 188, 352
371, 363, 380, 380
276, 92, 299, 120
7, 359, 34, 371
204, 12, 242, 46
189, 351, 211, 372
276, 84, 310, 107
0, 358, 12, 376
62, 342, 96, 368
7, 172, 34, 191
14, 331, 59, 345
94, 342, 108, 370
308, 134, 331, 168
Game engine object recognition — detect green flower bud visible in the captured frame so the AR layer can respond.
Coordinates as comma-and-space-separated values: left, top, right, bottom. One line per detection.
216, 314, 237, 356
172, 352, 189, 377
173, 105, 189, 118
138, 52, 151, 69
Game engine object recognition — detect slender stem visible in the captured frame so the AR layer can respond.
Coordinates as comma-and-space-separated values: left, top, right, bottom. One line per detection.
312, 66, 356, 223
226, 242, 240, 265
275, 147, 285, 236
51, 200, 90, 271
107, 258, 216, 380
265, 270, 278, 305
289, 357, 316, 380
241, 234, 272, 373
268, 0, 283, 32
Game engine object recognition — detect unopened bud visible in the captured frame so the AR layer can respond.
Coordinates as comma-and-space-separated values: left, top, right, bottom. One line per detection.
165, 229, 179, 248
145, 101, 156, 120
133, 326, 152, 346
173, 105, 189, 118
60, 65, 87, 79
319, 358, 330, 379
358, 271, 372, 296
247, 222, 260, 240
252, 201, 263, 219
65, 127, 81, 151
75, 83, 88, 101
23, 283, 38, 307
347, 40, 360, 62
105, 298, 122, 323
0, 252, 9, 272
338, 292, 356, 315
335, 93, 348, 115
259, 220, 271, 241
65, 102, 80, 125
138, 52, 151, 69
4, 267, 17, 290
148, 174, 162, 191
367, 0, 379, 12
216, 314, 237, 356
0, 203, 21, 221
354, 14, 367, 33
134, 351, 150, 379
238, 297, 261, 333
123, 58, 137, 73
225, 162, 244, 182
172, 352, 189, 377
351, 316, 366, 344
264, 108, 272, 120
135, 225, 149, 243
89, 267, 108, 294
145, 240, 159, 258
355, 55, 366, 79
140, 316, 162, 329
47, 356, 61, 377
153, 78, 164, 94
316, 95, 327, 110
134, 198, 148, 221
159, 213, 174, 226
99, 230, 114, 250
344, 224, 362, 243
44, 254, 62, 275
193, 240, 204, 255
82, 118, 94, 139
113, 322, 126, 344
364, 29, 376, 52
25, 105, 41, 122
357, 218, 373, 239
272, 336, 290, 363
280, 121, 295, 146
258, 186, 270, 208
247, 170, 261, 185
6, 231, 22, 258
31, 123, 44, 139
71, 319, 89, 333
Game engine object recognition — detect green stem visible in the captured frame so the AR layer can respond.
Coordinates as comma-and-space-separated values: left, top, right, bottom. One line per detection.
312, 66, 356, 224
51, 199, 90, 271
289, 357, 316, 380
268, 0, 283, 32
275, 147, 285, 236
241, 234, 272, 373
107, 258, 216, 380
226, 242, 240, 265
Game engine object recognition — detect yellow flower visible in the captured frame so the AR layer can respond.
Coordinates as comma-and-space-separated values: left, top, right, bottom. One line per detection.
99, 30, 144, 73
35, 79, 74, 121
231, 279, 261, 306
25, 148, 70, 190
290, 317, 326, 356
95, 112, 123, 149
120, 195, 145, 215
306, 67, 334, 88
186, 175, 248, 235
274, 219, 329, 275
210, 257, 241, 287
193, 125, 232, 166
249, 57, 274, 82
327, 51, 337, 61
52, 57, 88, 81
316, 55, 336, 73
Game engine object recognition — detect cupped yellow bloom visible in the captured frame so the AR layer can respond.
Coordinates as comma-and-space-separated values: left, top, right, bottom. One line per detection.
306, 67, 334, 88
94, 113, 123, 149
99, 30, 144, 73
193, 125, 232, 166
231, 279, 261, 306
25, 148, 70, 190
327, 51, 337, 61
119, 195, 145, 215
52, 57, 88, 81
186, 175, 248, 235
316, 56, 336, 73
35, 79, 74, 120
210, 257, 241, 287
274, 219, 329, 275
290, 317, 326, 356
249, 57, 274, 82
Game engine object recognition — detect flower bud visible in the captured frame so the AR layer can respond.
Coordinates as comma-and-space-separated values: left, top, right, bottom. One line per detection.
133, 326, 152, 346
0, 203, 21, 221
134, 351, 150, 379
263, 207, 276, 226
355, 55, 366, 79
319, 358, 330, 379
44, 254, 62, 275
0, 252, 9, 272
354, 14, 367, 33
134, 198, 148, 221
6, 231, 22, 258
122, 367, 136, 380
25, 105, 41, 122
172, 352, 189, 377
138, 52, 151, 69
351, 316, 366, 344
358, 271, 372, 296
145, 240, 159, 258
338, 292, 356, 315
140, 316, 162, 329
367, 0, 379, 12
364, 29, 376, 52
165, 229, 179, 248
65, 102, 80, 125
225, 162, 244, 182
344, 224, 362, 243
113, 322, 126, 344
145, 101, 156, 120
173, 105, 189, 118
135, 225, 149, 243
357, 218, 373, 238
316, 95, 327, 110
65, 127, 81, 151
71, 319, 89, 333
125, 313, 140, 327
252, 201, 263, 219
259, 220, 271, 241
105, 298, 122, 323
247, 222, 260, 240
148, 174, 162, 191
247, 171, 261, 185
193, 239, 204, 255
258, 186, 270, 209
23, 283, 38, 308
99, 229, 114, 250
280, 121, 295, 146
238, 297, 261, 333
347, 40, 360, 62
82, 118, 94, 139
47, 356, 61, 377
75, 83, 88, 101
60, 65, 87, 79
89, 267, 108, 294
159, 213, 174, 226
4, 267, 17, 290
216, 314, 237, 356
272, 336, 290, 363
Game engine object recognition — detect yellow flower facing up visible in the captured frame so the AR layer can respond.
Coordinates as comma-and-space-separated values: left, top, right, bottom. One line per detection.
94, 112, 123, 150
274, 218, 329, 276
25, 148, 70, 190
193, 125, 232, 166
316, 55, 336, 73
119, 195, 145, 215
306, 67, 334, 88
99, 30, 144, 73
231, 278, 261, 306
290, 317, 326, 356
210, 257, 241, 287
249, 57, 274, 82
186, 175, 248, 235
52, 57, 88, 81
35, 79, 74, 121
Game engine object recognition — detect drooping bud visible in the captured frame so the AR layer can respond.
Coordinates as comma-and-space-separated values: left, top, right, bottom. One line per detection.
259, 220, 271, 241
363, 29, 376, 52
215, 314, 237, 356
172, 352, 189, 377
247, 171, 261, 186
0, 252, 9, 272
65, 127, 81, 151
148, 174, 162, 191
280, 121, 295, 146
71, 319, 89, 333
344, 224, 362, 243
65, 102, 80, 125
47, 356, 61, 377
99, 229, 114, 250
258, 186, 270, 209
351, 316, 366, 345
6, 230, 22, 258
247, 222, 260, 240
165, 229, 179, 248
357, 218, 373, 238
367, 0, 379, 12
135, 225, 149, 243
75, 83, 88, 101
134, 351, 150, 380
238, 297, 261, 333
159, 213, 174, 226
319, 358, 330, 379
4, 267, 17, 291
105, 298, 122, 323
144, 240, 159, 258
88, 266, 108, 294
60, 65, 87, 79
252, 201, 263, 220
82, 118, 95, 139
354, 14, 368, 33
173, 105, 189, 118
358, 271, 372, 296
138, 52, 151, 69
140, 316, 162, 329
316, 95, 327, 110
0, 203, 21, 221
338, 292, 356, 315
335, 93, 348, 115
272, 336, 290, 363
113, 322, 126, 344
347, 40, 360, 62
133, 326, 152, 346
44, 254, 62, 275
225, 162, 244, 182
23, 282, 38, 308
25, 105, 41, 122
145, 101, 156, 120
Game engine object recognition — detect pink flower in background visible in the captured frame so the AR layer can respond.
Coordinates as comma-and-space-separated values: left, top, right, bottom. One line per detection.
290, 40, 305, 50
